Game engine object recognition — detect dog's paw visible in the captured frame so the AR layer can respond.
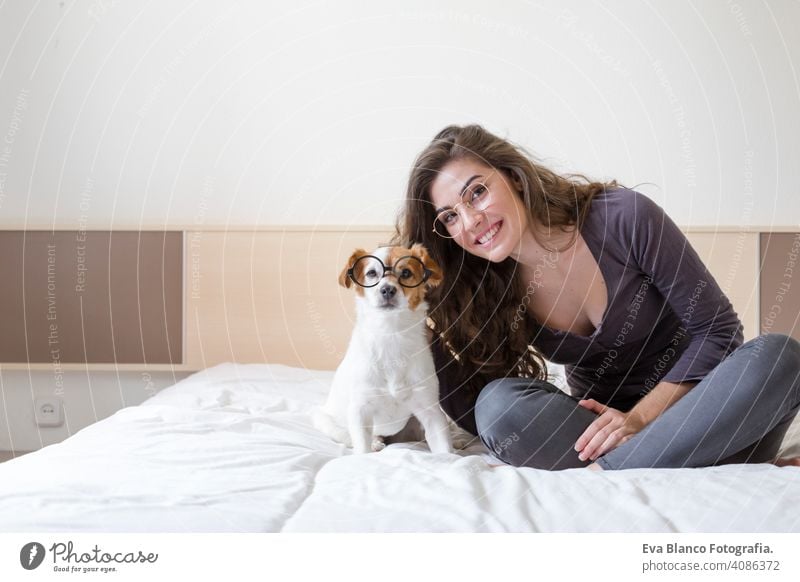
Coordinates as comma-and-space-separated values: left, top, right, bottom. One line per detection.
371, 436, 386, 452
450, 426, 479, 450
452, 434, 479, 450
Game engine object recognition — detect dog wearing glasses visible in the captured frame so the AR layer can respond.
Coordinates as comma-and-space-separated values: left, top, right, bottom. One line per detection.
311, 243, 456, 455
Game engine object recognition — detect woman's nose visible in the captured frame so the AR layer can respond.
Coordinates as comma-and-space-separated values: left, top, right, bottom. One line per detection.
461, 205, 485, 234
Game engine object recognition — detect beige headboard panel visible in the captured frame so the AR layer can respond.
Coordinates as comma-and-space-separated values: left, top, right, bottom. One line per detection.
686, 232, 759, 344
184, 228, 762, 372
184, 229, 394, 372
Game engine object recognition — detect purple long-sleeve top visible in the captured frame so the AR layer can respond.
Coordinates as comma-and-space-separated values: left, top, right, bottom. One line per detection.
432, 188, 744, 435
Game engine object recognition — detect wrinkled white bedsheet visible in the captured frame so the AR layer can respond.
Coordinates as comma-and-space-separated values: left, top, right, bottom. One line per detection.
1, 363, 798, 532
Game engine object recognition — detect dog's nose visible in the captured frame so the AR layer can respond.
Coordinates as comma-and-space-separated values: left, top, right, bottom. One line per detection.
379, 284, 397, 299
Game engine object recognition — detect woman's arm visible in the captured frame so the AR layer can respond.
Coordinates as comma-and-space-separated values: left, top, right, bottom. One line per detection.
574, 379, 698, 462
429, 332, 479, 436
627, 379, 698, 426
628, 190, 744, 383
575, 189, 742, 460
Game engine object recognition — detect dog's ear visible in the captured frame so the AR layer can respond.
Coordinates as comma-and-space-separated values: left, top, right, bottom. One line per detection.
338, 248, 369, 288
409, 243, 443, 289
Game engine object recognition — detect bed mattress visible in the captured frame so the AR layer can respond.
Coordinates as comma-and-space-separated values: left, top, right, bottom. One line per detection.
1, 363, 798, 532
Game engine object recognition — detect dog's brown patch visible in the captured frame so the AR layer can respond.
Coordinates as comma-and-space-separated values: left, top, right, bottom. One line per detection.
338, 248, 370, 296
389, 244, 443, 311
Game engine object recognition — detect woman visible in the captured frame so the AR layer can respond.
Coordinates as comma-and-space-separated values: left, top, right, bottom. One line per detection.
388, 123, 800, 471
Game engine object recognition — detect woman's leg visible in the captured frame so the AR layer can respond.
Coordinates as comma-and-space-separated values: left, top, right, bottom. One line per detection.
596, 333, 800, 470
474, 378, 598, 470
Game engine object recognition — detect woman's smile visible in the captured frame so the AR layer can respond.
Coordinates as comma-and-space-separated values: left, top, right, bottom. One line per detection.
475, 220, 503, 247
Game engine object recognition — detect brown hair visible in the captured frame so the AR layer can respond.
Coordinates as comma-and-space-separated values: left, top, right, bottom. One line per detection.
388, 124, 621, 403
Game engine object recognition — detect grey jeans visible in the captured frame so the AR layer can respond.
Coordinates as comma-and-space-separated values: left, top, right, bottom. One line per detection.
474, 333, 800, 470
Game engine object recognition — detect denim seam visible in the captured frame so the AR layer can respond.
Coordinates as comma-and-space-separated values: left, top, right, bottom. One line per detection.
595, 456, 614, 470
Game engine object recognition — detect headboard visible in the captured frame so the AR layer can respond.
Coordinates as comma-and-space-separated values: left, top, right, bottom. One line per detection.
1, 226, 796, 373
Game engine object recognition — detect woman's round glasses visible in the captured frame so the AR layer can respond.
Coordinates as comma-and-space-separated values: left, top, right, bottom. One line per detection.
432, 171, 496, 238
347, 255, 432, 288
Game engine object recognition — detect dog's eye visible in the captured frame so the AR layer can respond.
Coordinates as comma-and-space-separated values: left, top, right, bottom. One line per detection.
366, 269, 377, 277
399, 268, 412, 279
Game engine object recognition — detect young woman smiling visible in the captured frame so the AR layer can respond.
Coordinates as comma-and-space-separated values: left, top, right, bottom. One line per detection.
389, 124, 800, 471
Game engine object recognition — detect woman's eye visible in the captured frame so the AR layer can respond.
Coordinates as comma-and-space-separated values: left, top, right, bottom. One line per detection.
471, 184, 488, 200
443, 212, 457, 224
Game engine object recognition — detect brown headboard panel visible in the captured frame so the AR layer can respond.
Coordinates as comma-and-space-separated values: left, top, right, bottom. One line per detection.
0, 230, 182, 364
760, 233, 800, 338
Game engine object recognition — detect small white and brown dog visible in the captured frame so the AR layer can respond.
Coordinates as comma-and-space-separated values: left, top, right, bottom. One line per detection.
312, 243, 455, 455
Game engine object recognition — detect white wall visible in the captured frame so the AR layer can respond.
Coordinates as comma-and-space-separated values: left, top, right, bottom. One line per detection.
0, 370, 190, 452
0, 0, 798, 230
1, 0, 799, 452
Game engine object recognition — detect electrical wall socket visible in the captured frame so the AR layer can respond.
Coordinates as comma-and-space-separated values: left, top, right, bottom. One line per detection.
34, 396, 64, 427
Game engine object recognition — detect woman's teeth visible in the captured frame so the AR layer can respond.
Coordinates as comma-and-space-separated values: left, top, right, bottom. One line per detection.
477, 221, 502, 245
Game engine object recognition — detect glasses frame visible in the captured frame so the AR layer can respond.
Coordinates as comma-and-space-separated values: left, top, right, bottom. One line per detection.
432, 170, 497, 239
346, 254, 432, 288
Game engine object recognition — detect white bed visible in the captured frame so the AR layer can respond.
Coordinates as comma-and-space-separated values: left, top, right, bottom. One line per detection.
1, 363, 799, 532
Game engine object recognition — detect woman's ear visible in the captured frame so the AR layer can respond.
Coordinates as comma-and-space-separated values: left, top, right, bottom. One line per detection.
410, 243, 443, 289
338, 248, 369, 288
510, 171, 524, 193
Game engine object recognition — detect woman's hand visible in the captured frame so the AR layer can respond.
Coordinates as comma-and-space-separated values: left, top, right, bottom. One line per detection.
574, 399, 646, 462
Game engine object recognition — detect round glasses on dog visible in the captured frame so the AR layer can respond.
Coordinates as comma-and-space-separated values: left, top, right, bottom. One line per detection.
432, 170, 496, 238
347, 255, 431, 288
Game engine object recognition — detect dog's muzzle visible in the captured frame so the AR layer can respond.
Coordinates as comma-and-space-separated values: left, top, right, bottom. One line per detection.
379, 284, 398, 308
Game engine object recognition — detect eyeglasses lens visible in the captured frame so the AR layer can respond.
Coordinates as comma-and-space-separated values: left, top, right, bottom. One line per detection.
352, 256, 384, 287
393, 256, 424, 287
434, 180, 490, 238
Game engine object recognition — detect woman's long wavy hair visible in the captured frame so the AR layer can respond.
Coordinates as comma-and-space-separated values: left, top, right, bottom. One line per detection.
388, 124, 621, 402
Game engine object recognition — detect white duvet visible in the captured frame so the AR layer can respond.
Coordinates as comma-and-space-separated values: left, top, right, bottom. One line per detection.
1, 363, 798, 532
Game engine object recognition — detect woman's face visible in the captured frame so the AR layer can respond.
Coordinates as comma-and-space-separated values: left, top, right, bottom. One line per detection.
429, 158, 529, 262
